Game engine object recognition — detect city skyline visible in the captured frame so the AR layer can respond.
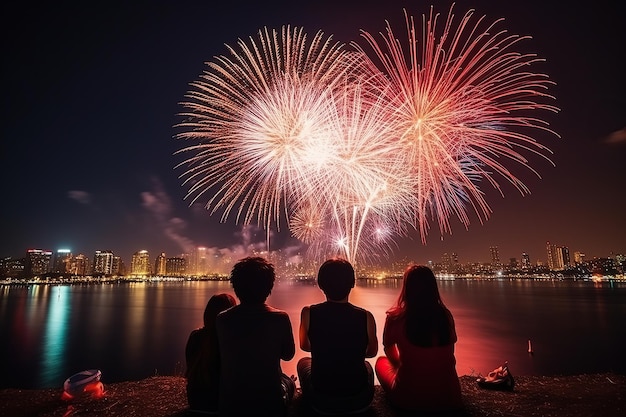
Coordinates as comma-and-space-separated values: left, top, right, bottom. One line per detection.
2, 1, 624, 265
2, 237, 620, 272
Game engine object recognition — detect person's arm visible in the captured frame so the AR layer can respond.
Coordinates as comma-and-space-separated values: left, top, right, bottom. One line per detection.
299, 306, 311, 352
365, 310, 378, 358
381, 317, 400, 366
281, 313, 296, 361
383, 344, 400, 366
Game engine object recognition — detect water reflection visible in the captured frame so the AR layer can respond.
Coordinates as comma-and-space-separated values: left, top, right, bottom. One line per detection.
1, 279, 624, 389
40, 286, 70, 387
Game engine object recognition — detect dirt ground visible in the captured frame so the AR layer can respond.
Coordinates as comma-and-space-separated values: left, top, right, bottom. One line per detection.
1, 373, 623, 416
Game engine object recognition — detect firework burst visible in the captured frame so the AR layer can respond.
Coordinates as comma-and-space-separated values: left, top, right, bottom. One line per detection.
355, 5, 559, 242
176, 6, 558, 265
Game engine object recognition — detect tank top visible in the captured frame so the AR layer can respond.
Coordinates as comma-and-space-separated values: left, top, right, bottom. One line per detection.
308, 302, 368, 396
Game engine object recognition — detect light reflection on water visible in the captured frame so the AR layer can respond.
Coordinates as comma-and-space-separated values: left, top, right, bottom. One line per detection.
1, 279, 624, 389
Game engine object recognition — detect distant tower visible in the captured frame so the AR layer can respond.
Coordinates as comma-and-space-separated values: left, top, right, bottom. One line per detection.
574, 251, 586, 264
166, 257, 187, 277
70, 254, 90, 276
560, 246, 570, 269
111, 256, 124, 275
131, 250, 151, 276
53, 249, 72, 273
489, 246, 500, 267
546, 242, 556, 270
193, 247, 209, 276
521, 252, 531, 270
547, 242, 568, 271
93, 250, 114, 275
25, 249, 53, 277
441, 253, 451, 273
155, 252, 167, 276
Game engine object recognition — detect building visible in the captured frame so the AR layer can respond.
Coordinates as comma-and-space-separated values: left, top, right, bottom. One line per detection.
166, 257, 187, 277
521, 252, 531, 270
192, 247, 210, 276
546, 242, 570, 271
574, 251, 586, 264
131, 250, 151, 276
154, 252, 166, 276
25, 249, 53, 277
112, 256, 124, 275
0, 257, 25, 278
53, 249, 72, 273
70, 254, 90, 276
489, 246, 501, 268
93, 250, 114, 275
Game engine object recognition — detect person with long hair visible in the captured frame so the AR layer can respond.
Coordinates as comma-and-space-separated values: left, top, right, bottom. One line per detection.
375, 265, 463, 411
185, 293, 237, 414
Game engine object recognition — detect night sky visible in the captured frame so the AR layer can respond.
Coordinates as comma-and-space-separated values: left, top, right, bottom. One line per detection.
2, 1, 624, 266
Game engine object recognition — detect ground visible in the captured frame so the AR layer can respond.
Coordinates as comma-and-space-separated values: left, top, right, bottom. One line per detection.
0, 374, 624, 416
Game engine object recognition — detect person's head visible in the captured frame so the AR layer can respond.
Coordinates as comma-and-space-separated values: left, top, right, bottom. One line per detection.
229, 257, 275, 304
317, 258, 355, 301
397, 264, 443, 310
393, 264, 453, 347
203, 293, 237, 327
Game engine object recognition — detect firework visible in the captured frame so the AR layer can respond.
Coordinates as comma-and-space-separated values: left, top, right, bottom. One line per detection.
176, 7, 558, 265
354, 5, 559, 242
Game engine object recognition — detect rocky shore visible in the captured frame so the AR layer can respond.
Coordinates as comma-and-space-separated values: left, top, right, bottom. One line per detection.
1, 373, 623, 417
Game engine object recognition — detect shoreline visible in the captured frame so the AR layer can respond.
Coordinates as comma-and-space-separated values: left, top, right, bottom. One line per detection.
1, 373, 623, 416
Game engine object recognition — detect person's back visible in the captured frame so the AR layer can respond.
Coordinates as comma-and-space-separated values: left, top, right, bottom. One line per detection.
185, 293, 236, 413
379, 311, 461, 410
375, 265, 463, 412
298, 258, 378, 414
308, 301, 369, 395
216, 257, 295, 417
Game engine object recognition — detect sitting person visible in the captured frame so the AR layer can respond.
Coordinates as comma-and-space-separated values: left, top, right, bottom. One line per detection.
185, 293, 236, 414
216, 257, 296, 417
375, 265, 463, 412
297, 258, 378, 414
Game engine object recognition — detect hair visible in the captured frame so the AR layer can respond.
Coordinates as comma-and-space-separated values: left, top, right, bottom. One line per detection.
203, 293, 237, 328
229, 257, 276, 303
317, 258, 355, 301
388, 264, 455, 347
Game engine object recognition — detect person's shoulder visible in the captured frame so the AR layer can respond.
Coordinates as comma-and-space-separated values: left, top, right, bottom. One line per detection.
216, 304, 238, 322
264, 304, 288, 315
349, 302, 372, 314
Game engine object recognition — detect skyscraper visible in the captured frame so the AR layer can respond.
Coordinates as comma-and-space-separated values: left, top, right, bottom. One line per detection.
131, 250, 150, 276
53, 249, 72, 273
25, 249, 53, 277
155, 252, 166, 276
70, 254, 90, 276
546, 242, 569, 271
166, 257, 186, 277
93, 250, 114, 275
521, 252, 531, 270
489, 246, 501, 267
193, 247, 209, 276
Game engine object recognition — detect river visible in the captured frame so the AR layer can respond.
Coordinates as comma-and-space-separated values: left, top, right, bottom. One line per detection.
1, 278, 625, 389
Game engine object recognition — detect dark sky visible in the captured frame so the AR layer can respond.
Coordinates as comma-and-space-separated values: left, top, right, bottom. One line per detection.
2, 1, 624, 266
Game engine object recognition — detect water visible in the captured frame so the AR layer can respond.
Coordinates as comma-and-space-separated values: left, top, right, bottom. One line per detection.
1, 279, 625, 390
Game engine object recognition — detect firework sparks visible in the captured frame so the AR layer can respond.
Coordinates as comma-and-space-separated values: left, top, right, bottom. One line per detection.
355, 5, 559, 242
176, 6, 558, 265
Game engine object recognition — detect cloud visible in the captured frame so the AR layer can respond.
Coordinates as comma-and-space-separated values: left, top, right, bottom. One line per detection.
141, 178, 195, 254
68, 190, 92, 205
603, 127, 626, 145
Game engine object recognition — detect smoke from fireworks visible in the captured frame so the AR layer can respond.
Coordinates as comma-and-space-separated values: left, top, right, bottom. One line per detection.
176, 6, 559, 265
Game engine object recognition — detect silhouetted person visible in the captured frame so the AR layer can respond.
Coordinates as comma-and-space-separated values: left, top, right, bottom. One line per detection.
297, 258, 378, 414
375, 265, 463, 412
216, 257, 296, 417
185, 293, 236, 414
